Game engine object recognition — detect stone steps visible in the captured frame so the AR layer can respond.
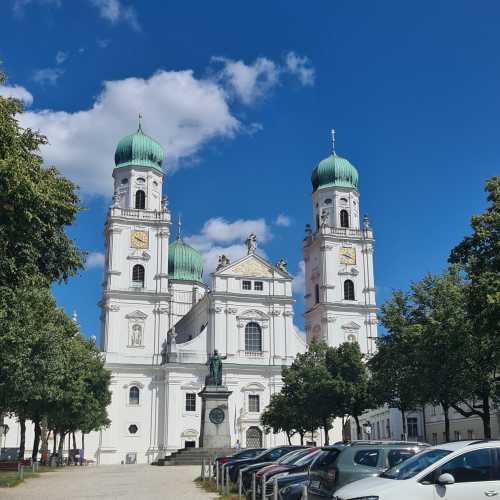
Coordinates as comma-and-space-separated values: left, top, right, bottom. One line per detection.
154, 447, 234, 466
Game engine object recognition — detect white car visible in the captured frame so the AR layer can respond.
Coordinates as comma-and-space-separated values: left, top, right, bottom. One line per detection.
333, 440, 500, 500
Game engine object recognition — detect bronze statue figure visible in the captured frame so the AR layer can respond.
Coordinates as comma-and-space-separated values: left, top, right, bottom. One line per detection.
206, 349, 227, 386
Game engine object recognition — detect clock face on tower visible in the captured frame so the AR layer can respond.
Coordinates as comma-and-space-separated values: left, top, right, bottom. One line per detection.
131, 230, 149, 249
339, 246, 356, 265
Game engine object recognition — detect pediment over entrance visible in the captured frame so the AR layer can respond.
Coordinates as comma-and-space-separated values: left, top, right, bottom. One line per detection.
222, 255, 274, 278
341, 321, 361, 330
125, 310, 148, 320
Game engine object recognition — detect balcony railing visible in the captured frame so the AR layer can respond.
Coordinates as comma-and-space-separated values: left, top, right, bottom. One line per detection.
111, 207, 170, 221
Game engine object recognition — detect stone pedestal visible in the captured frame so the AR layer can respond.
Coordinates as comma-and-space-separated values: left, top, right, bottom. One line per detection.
198, 385, 232, 449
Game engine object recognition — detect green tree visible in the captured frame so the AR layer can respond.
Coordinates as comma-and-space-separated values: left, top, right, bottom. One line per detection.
447, 177, 500, 438
282, 341, 339, 445
0, 70, 83, 289
369, 291, 423, 438
411, 268, 470, 442
261, 393, 310, 445
326, 342, 372, 440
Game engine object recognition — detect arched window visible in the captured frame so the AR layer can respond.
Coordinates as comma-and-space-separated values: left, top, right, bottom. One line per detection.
340, 209, 349, 228
132, 264, 145, 287
129, 386, 140, 405
246, 426, 263, 447
344, 279, 355, 301
135, 190, 146, 209
245, 322, 262, 352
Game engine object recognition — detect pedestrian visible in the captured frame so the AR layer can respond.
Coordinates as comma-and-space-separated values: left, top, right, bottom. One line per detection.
234, 439, 241, 450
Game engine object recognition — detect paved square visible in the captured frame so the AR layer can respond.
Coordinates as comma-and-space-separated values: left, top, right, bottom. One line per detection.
1, 465, 215, 500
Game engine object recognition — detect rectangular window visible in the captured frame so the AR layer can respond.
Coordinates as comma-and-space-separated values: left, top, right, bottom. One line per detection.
254, 281, 263, 291
185, 393, 196, 412
454, 430, 461, 441
432, 433, 438, 445
467, 429, 474, 439
386, 419, 391, 438
407, 417, 418, 438
242, 280, 252, 290
248, 395, 260, 413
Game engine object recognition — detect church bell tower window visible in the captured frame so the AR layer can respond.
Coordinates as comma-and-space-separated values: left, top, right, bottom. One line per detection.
132, 264, 145, 288
135, 190, 146, 209
340, 209, 349, 228
344, 279, 355, 301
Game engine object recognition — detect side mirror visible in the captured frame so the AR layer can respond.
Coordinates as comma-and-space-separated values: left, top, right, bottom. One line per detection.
437, 473, 455, 485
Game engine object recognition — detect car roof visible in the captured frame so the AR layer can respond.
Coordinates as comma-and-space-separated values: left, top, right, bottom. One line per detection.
429, 439, 500, 452
321, 440, 427, 451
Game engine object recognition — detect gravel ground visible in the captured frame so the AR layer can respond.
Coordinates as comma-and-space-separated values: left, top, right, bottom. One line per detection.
1, 464, 216, 500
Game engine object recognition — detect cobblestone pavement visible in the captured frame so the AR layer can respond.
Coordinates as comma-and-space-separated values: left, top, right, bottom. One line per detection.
1, 464, 216, 500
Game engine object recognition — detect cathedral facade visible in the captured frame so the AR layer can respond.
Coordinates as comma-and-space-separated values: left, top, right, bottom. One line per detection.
4, 125, 378, 464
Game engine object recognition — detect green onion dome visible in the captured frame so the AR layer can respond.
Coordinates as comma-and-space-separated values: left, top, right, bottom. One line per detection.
114, 124, 165, 172
311, 152, 358, 191
168, 238, 204, 283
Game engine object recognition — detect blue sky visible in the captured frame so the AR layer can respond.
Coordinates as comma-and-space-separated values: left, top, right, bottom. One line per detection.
1, 0, 498, 339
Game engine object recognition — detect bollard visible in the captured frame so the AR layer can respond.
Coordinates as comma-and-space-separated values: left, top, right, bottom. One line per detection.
201, 457, 205, 481
301, 483, 308, 500
18, 465, 24, 480
216, 460, 219, 490
261, 473, 267, 500
273, 476, 278, 500
238, 468, 243, 499
252, 473, 256, 500
225, 466, 230, 496
220, 463, 224, 493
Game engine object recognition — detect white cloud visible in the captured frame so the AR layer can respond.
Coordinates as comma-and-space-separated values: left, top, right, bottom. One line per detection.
213, 51, 315, 105
293, 260, 305, 296
14, 53, 314, 196
18, 69, 240, 196
55, 50, 68, 65
0, 85, 33, 106
275, 214, 291, 227
285, 52, 315, 86
213, 56, 280, 105
86, 251, 105, 269
185, 217, 271, 277
90, 0, 140, 31
97, 38, 110, 49
32, 68, 64, 85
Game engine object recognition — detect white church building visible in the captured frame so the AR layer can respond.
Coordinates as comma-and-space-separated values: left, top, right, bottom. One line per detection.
3, 125, 380, 464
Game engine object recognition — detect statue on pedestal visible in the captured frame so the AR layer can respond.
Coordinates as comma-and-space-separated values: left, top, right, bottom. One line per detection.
206, 349, 227, 386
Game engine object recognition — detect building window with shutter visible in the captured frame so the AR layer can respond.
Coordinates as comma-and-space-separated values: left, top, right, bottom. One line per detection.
185, 393, 196, 412
248, 395, 260, 413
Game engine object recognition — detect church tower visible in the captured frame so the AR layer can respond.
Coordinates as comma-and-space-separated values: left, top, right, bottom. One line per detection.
100, 120, 171, 364
303, 131, 377, 355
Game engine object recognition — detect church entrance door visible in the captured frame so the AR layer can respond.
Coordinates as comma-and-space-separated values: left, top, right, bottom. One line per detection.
246, 427, 263, 448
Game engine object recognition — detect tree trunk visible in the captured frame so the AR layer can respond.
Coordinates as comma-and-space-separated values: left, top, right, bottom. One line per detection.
18, 418, 26, 460
52, 430, 57, 455
32, 420, 41, 462
354, 415, 362, 440
323, 419, 330, 445
482, 396, 491, 439
286, 431, 291, 445
401, 409, 407, 440
442, 404, 450, 442
57, 431, 65, 465
81, 433, 85, 465
40, 417, 49, 465
72, 432, 77, 451
299, 431, 304, 446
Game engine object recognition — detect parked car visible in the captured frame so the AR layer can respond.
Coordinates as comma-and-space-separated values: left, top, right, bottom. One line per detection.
256, 448, 321, 498
307, 440, 429, 499
333, 440, 500, 500
228, 445, 304, 483
279, 480, 308, 500
242, 449, 309, 492
214, 448, 265, 475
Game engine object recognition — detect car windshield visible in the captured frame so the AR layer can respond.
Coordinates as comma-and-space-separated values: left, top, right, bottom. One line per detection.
294, 450, 320, 466
279, 450, 305, 464
380, 449, 451, 480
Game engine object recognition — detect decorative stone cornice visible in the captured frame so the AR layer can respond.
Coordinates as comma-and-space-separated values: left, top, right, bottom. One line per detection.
283, 310, 293, 317
105, 303, 120, 312
225, 307, 238, 314
270, 310, 281, 316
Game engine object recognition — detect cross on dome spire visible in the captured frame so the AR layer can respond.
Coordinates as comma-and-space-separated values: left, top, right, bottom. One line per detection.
331, 128, 336, 154
138, 113, 143, 132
